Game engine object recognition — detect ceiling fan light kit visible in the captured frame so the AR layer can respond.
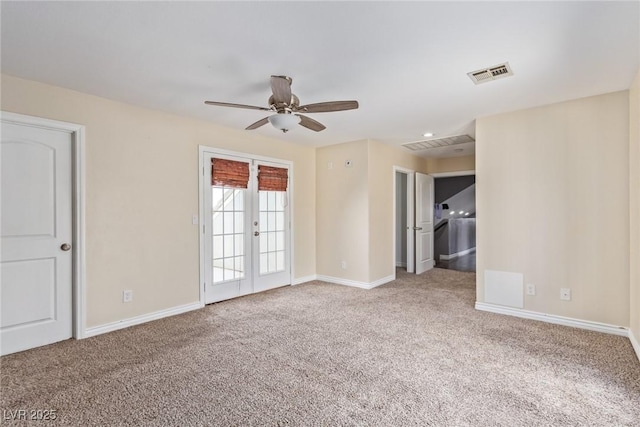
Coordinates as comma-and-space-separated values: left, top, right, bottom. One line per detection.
205, 75, 358, 133
268, 113, 301, 133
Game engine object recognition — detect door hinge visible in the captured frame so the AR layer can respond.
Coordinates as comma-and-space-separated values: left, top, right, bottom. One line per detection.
202, 224, 205, 234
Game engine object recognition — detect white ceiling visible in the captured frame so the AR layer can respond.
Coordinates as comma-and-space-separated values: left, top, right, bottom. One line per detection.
1, 1, 638, 158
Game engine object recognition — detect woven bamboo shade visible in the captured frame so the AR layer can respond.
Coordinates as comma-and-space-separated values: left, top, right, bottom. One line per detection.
258, 165, 288, 192
211, 158, 250, 188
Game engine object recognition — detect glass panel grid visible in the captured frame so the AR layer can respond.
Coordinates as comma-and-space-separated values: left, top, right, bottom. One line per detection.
212, 187, 245, 283
259, 190, 286, 275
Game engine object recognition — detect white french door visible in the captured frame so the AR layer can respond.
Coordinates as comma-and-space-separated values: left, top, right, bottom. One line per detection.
202, 151, 291, 304
252, 160, 291, 292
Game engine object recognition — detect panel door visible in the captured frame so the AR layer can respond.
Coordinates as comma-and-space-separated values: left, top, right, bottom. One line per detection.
415, 172, 434, 274
1, 121, 73, 355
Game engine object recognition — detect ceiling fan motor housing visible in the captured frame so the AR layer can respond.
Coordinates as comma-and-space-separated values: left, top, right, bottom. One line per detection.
269, 94, 299, 113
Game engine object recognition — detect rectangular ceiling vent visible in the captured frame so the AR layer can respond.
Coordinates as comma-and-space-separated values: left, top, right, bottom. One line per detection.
402, 134, 475, 151
468, 62, 513, 85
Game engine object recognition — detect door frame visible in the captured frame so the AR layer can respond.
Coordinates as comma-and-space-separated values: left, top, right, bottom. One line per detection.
198, 145, 294, 305
392, 166, 415, 274
431, 169, 476, 270
1, 111, 87, 339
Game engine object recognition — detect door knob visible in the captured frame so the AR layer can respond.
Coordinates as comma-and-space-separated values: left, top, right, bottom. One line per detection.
254, 231, 260, 236
60, 243, 71, 251
413, 227, 423, 231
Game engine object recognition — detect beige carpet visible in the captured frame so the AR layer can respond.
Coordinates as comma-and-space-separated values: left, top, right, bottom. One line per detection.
2, 268, 639, 426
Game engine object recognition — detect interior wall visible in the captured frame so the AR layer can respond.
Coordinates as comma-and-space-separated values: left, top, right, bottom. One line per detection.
316, 140, 370, 282
368, 139, 429, 282
630, 69, 640, 346
448, 219, 476, 256
427, 155, 475, 174
1, 74, 317, 328
476, 90, 630, 326
395, 172, 407, 266
435, 175, 476, 203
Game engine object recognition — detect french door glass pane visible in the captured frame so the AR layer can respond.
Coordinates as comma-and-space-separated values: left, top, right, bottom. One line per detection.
212, 186, 245, 284
259, 190, 286, 275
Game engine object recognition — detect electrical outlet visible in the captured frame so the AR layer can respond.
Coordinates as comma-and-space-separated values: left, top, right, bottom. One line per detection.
560, 288, 571, 301
341, 261, 347, 270
526, 283, 536, 296
123, 290, 133, 303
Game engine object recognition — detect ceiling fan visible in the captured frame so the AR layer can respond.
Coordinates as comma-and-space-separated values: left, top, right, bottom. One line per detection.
204, 75, 359, 133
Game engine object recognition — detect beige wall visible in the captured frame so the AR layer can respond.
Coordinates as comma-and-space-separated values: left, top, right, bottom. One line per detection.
316, 140, 371, 282
1, 74, 316, 328
316, 139, 431, 283
426, 155, 475, 174
630, 70, 640, 344
368, 140, 429, 281
476, 91, 630, 326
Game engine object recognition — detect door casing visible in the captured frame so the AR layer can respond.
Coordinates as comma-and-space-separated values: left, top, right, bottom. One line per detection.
1, 111, 86, 342
198, 146, 294, 305
393, 167, 415, 274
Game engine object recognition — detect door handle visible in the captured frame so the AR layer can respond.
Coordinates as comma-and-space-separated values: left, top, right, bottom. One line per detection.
60, 243, 71, 251
413, 227, 423, 231
254, 231, 260, 237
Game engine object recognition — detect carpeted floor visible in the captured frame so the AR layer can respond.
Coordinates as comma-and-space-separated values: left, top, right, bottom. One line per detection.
1, 268, 639, 426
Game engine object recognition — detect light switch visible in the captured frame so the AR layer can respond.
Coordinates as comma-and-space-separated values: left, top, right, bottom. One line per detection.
192, 215, 199, 225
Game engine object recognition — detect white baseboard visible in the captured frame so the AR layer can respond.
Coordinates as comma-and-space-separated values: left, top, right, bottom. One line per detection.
84, 301, 203, 338
395, 262, 407, 268
629, 329, 640, 362
292, 275, 318, 285
440, 247, 476, 261
316, 274, 395, 290
475, 302, 629, 337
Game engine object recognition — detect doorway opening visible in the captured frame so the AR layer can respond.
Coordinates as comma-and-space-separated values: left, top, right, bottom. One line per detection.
393, 168, 434, 275
433, 173, 476, 272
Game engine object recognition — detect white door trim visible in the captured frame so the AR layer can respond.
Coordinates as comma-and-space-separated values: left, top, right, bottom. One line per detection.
1, 111, 87, 339
393, 166, 415, 274
197, 145, 294, 306
430, 170, 475, 178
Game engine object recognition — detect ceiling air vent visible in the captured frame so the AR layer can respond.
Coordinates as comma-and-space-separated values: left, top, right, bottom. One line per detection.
467, 62, 513, 85
403, 134, 475, 151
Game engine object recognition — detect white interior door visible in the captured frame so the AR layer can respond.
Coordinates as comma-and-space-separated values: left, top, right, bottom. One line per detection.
1, 121, 73, 355
202, 152, 291, 304
415, 172, 434, 274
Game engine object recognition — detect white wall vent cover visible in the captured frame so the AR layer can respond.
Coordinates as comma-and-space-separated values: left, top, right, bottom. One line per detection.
468, 62, 514, 85
402, 134, 474, 151
484, 270, 524, 308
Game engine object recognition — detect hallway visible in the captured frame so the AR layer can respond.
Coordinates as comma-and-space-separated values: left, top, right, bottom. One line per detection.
436, 250, 476, 273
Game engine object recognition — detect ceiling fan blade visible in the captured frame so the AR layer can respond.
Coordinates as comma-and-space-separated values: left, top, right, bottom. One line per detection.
270, 75, 292, 104
245, 117, 270, 130
297, 114, 326, 132
204, 101, 271, 111
298, 100, 359, 113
